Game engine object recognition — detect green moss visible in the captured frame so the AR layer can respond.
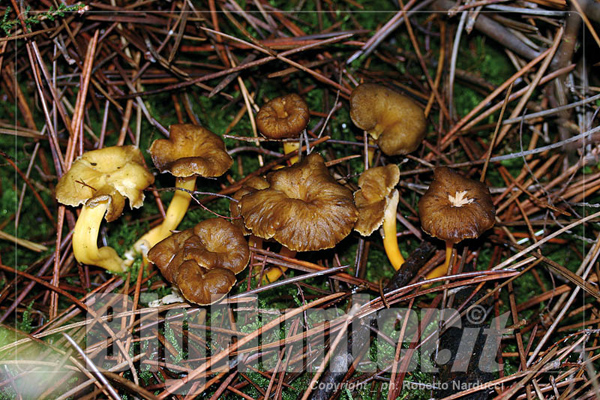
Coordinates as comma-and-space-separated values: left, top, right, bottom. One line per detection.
15, 302, 34, 334
0, 135, 55, 268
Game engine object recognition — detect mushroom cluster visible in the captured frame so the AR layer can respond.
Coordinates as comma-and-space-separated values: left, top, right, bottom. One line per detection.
147, 218, 249, 305
53, 84, 495, 306
130, 124, 233, 259
54, 123, 248, 305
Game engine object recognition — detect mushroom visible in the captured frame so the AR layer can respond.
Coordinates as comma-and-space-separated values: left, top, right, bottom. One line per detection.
256, 93, 310, 164
229, 176, 270, 268
55, 146, 154, 272
240, 153, 358, 252
418, 167, 495, 280
131, 124, 233, 259
229, 176, 270, 236
147, 218, 250, 305
240, 153, 358, 283
354, 164, 405, 270
350, 83, 426, 160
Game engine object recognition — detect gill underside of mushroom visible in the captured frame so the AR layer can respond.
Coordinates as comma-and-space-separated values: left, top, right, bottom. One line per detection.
73, 201, 126, 273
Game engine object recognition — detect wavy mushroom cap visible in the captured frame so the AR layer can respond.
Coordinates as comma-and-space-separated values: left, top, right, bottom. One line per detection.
230, 176, 270, 235
147, 229, 195, 282
147, 218, 249, 305
149, 124, 233, 178
354, 164, 400, 236
418, 167, 495, 243
55, 145, 154, 222
350, 83, 426, 156
188, 218, 250, 274
240, 153, 358, 252
256, 93, 310, 139
175, 261, 237, 305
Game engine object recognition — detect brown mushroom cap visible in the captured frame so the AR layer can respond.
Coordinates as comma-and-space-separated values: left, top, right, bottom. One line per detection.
55, 145, 154, 222
240, 153, 358, 252
230, 176, 270, 235
149, 124, 233, 178
350, 83, 426, 156
256, 93, 310, 139
175, 261, 237, 306
147, 218, 249, 305
418, 167, 495, 243
188, 218, 250, 274
354, 164, 400, 236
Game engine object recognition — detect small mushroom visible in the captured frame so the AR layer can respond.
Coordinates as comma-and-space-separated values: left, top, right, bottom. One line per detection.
418, 167, 495, 280
240, 153, 358, 252
56, 146, 154, 272
147, 218, 249, 305
350, 83, 426, 158
354, 164, 405, 270
130, 124, 233, 259
256, 93, 310, 164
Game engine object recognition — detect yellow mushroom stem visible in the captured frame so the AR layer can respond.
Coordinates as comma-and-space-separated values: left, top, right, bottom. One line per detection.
247, 233, 280, 284
248, 235, 263, 250
382, 189, 405, 270
73, 200, 126, 273
132, 176, 196, 259
263, 246, 295, 284
283, 141, 300, 165
365, 135, 376, 167
425, 241, 454, 282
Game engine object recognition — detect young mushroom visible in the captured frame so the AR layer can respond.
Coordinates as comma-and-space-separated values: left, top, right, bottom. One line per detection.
56, 146, 154, 273
240, 153, 358, 281
147, 218, 250, 305
350, 83, 426, 161
354, 164, 405, 270
256, 93, 310, 165
418, 167, 495, 281
130, 124, 233, 260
